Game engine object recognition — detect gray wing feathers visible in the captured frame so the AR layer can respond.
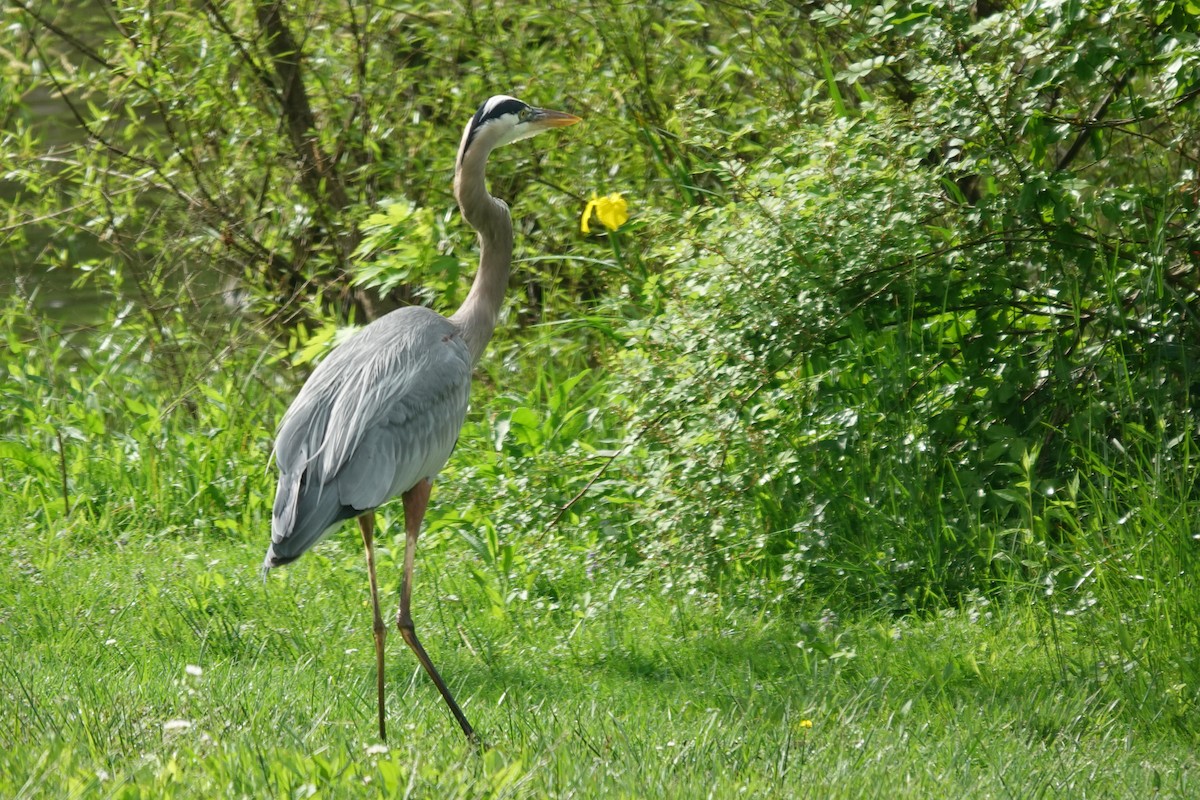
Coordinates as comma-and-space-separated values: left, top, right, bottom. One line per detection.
334, 395, 467, 511
271, 445, 305, 538
267, 307, 472, 566
267, 463, 355, 566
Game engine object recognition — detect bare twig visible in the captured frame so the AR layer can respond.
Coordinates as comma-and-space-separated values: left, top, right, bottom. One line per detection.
1056, 69, 1134, 173
9, 0, 113, 68
548, 410, 670, 530
54, 428, 70, 518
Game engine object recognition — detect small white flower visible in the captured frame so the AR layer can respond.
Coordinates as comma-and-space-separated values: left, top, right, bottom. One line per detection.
185, 664, 203, 677
365, 744, 388, 755
163, 720, 192, 732
104, 639, 117, 646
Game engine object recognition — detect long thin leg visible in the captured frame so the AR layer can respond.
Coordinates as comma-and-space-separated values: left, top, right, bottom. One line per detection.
399, 479, 476, 742
359, 511, 387, 742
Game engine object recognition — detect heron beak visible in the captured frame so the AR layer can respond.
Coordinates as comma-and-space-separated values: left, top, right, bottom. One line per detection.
532, 108, 582, 129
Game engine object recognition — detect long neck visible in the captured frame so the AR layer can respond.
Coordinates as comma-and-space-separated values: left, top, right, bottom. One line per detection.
449, 141, 514, 365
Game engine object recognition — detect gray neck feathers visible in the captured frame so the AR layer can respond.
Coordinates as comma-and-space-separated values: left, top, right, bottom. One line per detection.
449, 133, 514, 365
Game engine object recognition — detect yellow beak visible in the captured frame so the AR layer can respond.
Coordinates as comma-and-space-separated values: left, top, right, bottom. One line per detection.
532, 108, 582, 128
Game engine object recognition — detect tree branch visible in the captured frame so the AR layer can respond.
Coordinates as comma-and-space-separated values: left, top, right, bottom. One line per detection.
253, 1, 350, 211
1056, 68, 1134, 173
9, 0, 113, 68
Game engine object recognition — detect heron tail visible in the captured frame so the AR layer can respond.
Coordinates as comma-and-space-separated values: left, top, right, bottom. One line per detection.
263, 467, 356, 572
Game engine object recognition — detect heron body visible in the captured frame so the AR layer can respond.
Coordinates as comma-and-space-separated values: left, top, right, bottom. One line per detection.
267, 308, 471, 565
262, 96, 580, 742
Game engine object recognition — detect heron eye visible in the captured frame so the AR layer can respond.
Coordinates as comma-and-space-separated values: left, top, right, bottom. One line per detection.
518, 107, 533, 122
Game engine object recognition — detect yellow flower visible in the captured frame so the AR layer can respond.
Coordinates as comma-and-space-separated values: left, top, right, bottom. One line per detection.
799, 719, 813, 729
581, 192, 628, 233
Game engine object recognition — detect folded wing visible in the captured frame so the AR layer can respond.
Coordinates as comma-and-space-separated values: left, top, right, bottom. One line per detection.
265, 307, 472, 568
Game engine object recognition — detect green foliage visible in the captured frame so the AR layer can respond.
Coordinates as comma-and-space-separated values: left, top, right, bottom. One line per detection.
353, 199, 465, 309
0, 302, 278, 547
0, 0, 764, 326
535, 0, 1200, 616
3, 0, 1200, 794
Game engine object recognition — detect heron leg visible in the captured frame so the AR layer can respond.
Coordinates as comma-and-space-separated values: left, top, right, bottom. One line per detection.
359, 511, 387, 742
398, 478, 477, 742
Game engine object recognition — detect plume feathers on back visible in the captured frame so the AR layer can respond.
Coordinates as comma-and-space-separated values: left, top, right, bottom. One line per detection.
267, 307, 472, 566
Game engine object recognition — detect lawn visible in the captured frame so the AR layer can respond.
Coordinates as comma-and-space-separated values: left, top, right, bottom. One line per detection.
1, 525, 1194, 798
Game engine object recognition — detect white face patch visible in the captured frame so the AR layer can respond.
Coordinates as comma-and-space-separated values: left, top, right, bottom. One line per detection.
455, 94, 576, 166
460, 96, 530, 156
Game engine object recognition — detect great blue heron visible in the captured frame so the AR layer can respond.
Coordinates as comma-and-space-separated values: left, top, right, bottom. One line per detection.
262, 96, 580, 742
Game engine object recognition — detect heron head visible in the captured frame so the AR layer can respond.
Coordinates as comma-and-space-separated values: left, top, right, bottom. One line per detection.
457, 95, 580, 166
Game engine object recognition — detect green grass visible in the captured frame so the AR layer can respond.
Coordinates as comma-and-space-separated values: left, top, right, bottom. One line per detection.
1, 523, 1195, 798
